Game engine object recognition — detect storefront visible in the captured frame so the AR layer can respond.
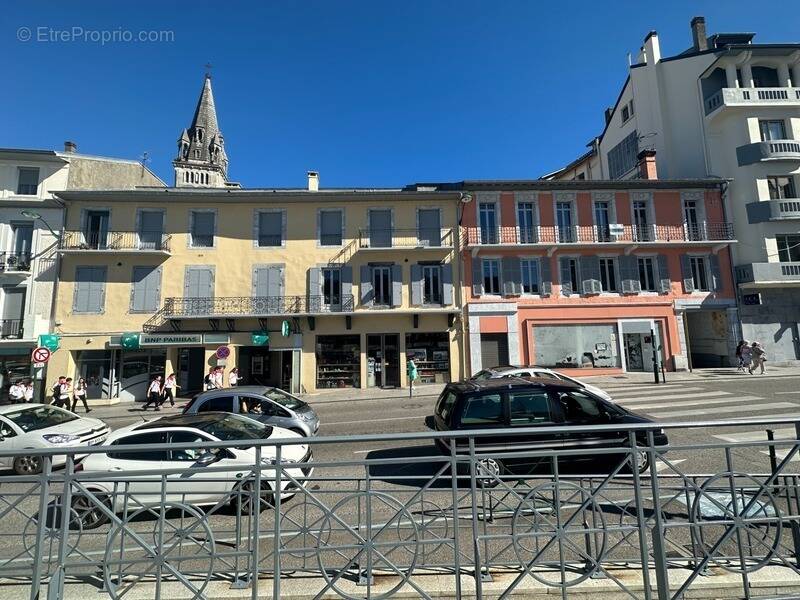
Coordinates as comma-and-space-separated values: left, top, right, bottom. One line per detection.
406, 332, 451, 384
239, 346, 301, 394
0, 347, 34, 403
316, 334, 361, 389
74, 348, 166, 401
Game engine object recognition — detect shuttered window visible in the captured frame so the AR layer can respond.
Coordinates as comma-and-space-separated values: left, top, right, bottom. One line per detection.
257, 211, 284, 247
319, 210, 343, 246
520, 259, 539, 294
130, 266, 162, 313
16, 168, 39, 195
190, 211, 215, 247
74, 266, 106, 314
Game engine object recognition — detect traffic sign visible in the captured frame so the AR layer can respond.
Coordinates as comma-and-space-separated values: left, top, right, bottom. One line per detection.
33, 362, 46, 369
38, 334, 60, 352
215, 346, 230, 359
31, 347, 52, 364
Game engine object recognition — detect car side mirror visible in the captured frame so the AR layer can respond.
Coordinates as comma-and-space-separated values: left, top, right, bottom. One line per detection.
195, 451, 220, 466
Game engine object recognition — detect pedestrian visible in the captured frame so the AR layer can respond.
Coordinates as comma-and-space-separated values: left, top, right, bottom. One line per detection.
203, 367, 216, 391
51, 376, 66, 406
59, 378, 72, 408
8, 380, 24, 403
71, 378, 91, 413
740, 342, 753, 374
213, 366, 224, 389
735, 340, 747, 372
143, 375, 163, 411
407, 355, 419, 397
23, 380, 34, 403
228, 367, 239, 387
161, 373, 177, 407
751, 341, 767, 375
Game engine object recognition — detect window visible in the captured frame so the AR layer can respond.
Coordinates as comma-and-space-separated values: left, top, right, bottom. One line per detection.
777, 235, 800, 262
11, 222, 33, 257
482, 259, 501, 295
168, 431, 211, 461
108, 432, 168, 461
520, 259, 539, 294
556, 202, 574, 242
190, 210, 215, 247
509, 390, 551, 425
599, 258, 618, 292
372, 265, 392, 306
138, 210, 164, 250
621, 104, 630, 123
517, 202, 537, 243
197, 396, 236, 412
435, 391, 458, 425
257, 211, 283, 247
607, 130, 639, 179
759, 120, 786, 141
559, 257, 579, 295
0, 419, 15, 439
638, 257, 657, 292
422, 265, 442, 304
73, 266, 106, 314
322, 267, 341, 305
594, 201, 612, 241
690, 256, 710, 291
130, 266, 161, 313
557, 391, 612, 423
768, 176, 797, 200
319, 210, 343, 246
632, 200, 651, 241
16, 168, 39, 195
461, 393, 503, 425
478, 203, 498, 244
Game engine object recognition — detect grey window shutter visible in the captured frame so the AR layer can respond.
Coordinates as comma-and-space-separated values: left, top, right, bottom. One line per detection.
74, 267, 91, 312
540, 257, 552, 297
620, 255, 641, 294
502, 257, 521, 297
341, 265, 353, 301
359, 265, 373, 306
410, 264, 423, 306
471, 258, 483, 297
709, 255, 722, 291
202, 268, 214, 298
391, 264, 403, 307
184, 268, 193, 298
132, 266, 159, 312
267, 267, 282, 297
680, 254, 695, 293
253, 267, 269, 297
308, 267, 321, 311
89, 266, 106, 313
441, 264, 453, 305
656, 254, 671, 294
580, 256, 602, 295
559, 257, 573, 296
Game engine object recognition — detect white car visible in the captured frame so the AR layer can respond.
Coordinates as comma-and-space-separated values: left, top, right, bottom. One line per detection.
470, 366, 613, 401
0, 404, 109, 475
73, 412, 313, 529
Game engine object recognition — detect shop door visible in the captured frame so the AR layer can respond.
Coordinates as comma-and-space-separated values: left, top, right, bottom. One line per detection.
80, 361, 107, 400
480, 333, 509, 369
367, 334, 400, 388
624, 334, 644, 371
178, 347, 206, 395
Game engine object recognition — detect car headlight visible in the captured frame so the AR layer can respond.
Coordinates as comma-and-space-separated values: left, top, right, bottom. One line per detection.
43, 434, 80, 445
261, 456, 297, 465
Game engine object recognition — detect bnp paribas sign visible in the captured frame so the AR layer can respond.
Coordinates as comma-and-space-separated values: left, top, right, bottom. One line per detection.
140, 334, 203, 346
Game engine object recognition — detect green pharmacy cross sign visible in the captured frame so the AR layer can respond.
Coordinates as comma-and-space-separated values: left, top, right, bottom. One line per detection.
38, 334, 60, 352
281, 320, 291, 337
251, 331, 269, 346
120, 333, 141, 350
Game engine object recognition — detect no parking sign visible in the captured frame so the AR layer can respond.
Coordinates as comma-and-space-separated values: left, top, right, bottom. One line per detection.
215, 346, 230, 360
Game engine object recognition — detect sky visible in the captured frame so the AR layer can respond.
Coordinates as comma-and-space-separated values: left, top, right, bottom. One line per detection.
2, 1, 798, 188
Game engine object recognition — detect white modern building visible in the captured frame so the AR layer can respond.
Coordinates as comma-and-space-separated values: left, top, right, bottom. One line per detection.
549, 17, 800, 364
0, 143, 163, 401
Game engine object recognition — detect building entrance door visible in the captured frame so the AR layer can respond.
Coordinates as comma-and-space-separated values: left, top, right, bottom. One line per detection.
623, 334, 644, 371
177, 347, 206, 395
367, 334, 400, 388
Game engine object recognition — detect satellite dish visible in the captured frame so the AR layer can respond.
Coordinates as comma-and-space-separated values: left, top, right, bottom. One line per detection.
460, 193, 473, 204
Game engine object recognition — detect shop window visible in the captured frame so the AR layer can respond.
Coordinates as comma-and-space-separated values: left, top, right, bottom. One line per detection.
316, 334, 360, 388
406, 332, 450, 384
532, 324, 621, 369
461, 393, 503, 425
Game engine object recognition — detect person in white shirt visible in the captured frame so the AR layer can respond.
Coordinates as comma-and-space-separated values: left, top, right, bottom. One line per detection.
162, 373, 178, 407
23, 380, 34, 402
228, 367, 239, 387
143, 375, 163, 411
8, 381, 24, 403
213, 367, 224, 389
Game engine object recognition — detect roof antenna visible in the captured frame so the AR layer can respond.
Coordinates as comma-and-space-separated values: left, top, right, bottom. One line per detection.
139, 151, 150, 173
205, 62, 213, 79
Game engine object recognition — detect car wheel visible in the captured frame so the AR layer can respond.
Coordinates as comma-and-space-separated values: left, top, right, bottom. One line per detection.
234, 480, 275, 515
71, 492, 112, 530
13, 455, 42, 476
624, 447, 651, 475
475, 458, 504, 488
289, 428, 308, 437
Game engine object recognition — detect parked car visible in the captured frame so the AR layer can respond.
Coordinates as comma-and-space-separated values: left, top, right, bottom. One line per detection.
470, 365, 613, 401
72, 412, 313, 529
432, 378, 667, 480
182, 386, 319, 436
0, 404, 109, 475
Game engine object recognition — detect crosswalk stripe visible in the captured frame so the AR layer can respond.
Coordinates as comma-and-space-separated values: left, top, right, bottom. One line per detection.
729, 412, 800, 421
648, 402, 797, 418
614, 390, 733, 404
714, 428, 796, 443
608, 386, 704, 398
620, 395, 753, 411
599, 383, 687, 393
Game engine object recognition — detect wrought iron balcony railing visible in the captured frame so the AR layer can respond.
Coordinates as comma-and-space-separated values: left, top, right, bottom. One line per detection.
358, 227, 454, 249
0, 252, 32, 273
0, 319, 23, 339
465, 222, 735, 246
58, 231, 172, 253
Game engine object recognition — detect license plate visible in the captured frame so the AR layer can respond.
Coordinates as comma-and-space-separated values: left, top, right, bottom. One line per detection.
89, 436, 106, 446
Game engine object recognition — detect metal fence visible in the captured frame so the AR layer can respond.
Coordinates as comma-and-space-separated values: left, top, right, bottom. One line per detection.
3, 418, 800, 599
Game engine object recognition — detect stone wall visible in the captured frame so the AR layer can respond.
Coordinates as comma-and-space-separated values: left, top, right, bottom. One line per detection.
739, 288, 800, 364
66, 157, 164, 189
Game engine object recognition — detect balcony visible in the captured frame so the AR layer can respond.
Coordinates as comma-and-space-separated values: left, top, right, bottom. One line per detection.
358, 228, 454, 250
143, 295, 355, 332
746, 199, 800, 223
464, 223, 735, 249
58, 231, 172, 254
736, 140, 800, 166
735, 262, 800, 287
0, 319, 24, 340
0, 252, 32, 276
704, 87, 800, 116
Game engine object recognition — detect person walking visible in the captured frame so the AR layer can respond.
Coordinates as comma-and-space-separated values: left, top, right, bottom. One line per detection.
59, 378, 72, 408
228, 367, 240, 388
71, 378, 91, 413
203, 367, 217, 391
143, 375, 163, 411
23, 380, 34, 403
735, 340, 747, 372
407, 355, 419, 397
161, 373, 178, 407
51, 376, 66, 407
740, 342, 753, 374
751, 341, 767, 375
213, 366, 224, 389
8, 380, 24, 403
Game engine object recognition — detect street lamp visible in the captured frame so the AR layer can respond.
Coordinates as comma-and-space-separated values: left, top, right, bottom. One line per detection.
21, 210, 60, 239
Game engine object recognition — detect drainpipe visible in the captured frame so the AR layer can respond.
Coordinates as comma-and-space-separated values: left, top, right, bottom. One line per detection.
457, 193, 472, 379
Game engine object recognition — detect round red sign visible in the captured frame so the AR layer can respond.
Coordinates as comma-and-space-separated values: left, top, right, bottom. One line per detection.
32, 347, 52, 363
215, 346, 230, 359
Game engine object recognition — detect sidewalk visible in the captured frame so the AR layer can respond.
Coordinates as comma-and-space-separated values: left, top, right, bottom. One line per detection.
581, 364, 800, 385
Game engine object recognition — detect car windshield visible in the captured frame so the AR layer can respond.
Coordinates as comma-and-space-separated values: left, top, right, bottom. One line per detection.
195, 414, 273, 441
471, 370, 494, 381
263, 388, 305, 410
3, 405, 78, 432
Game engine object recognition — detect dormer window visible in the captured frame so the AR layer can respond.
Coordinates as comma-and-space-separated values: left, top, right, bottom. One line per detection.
196, 128, 204, 142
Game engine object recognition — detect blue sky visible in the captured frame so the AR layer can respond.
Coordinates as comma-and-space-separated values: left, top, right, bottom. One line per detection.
2, 2, 797, 187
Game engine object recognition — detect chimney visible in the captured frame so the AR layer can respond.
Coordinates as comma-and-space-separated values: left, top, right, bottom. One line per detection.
63, 141, 77, 153
307, 170, 319, 192
643, 30, 661, 65
691, 16, 708, 52
637, 149, 658, 180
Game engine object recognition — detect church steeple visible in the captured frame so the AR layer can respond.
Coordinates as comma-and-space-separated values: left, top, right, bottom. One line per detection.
173, 74, 228, 188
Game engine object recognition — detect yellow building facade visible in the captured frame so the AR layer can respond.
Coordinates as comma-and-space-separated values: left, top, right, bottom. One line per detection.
46, 188, 465, 401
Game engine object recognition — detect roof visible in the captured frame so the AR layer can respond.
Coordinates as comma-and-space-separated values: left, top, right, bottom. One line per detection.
0, 148, 67, 163
447, 377, 581, 393
134, 412, 234, 430
410, 178, 726, 192
196, 385, 271, 397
